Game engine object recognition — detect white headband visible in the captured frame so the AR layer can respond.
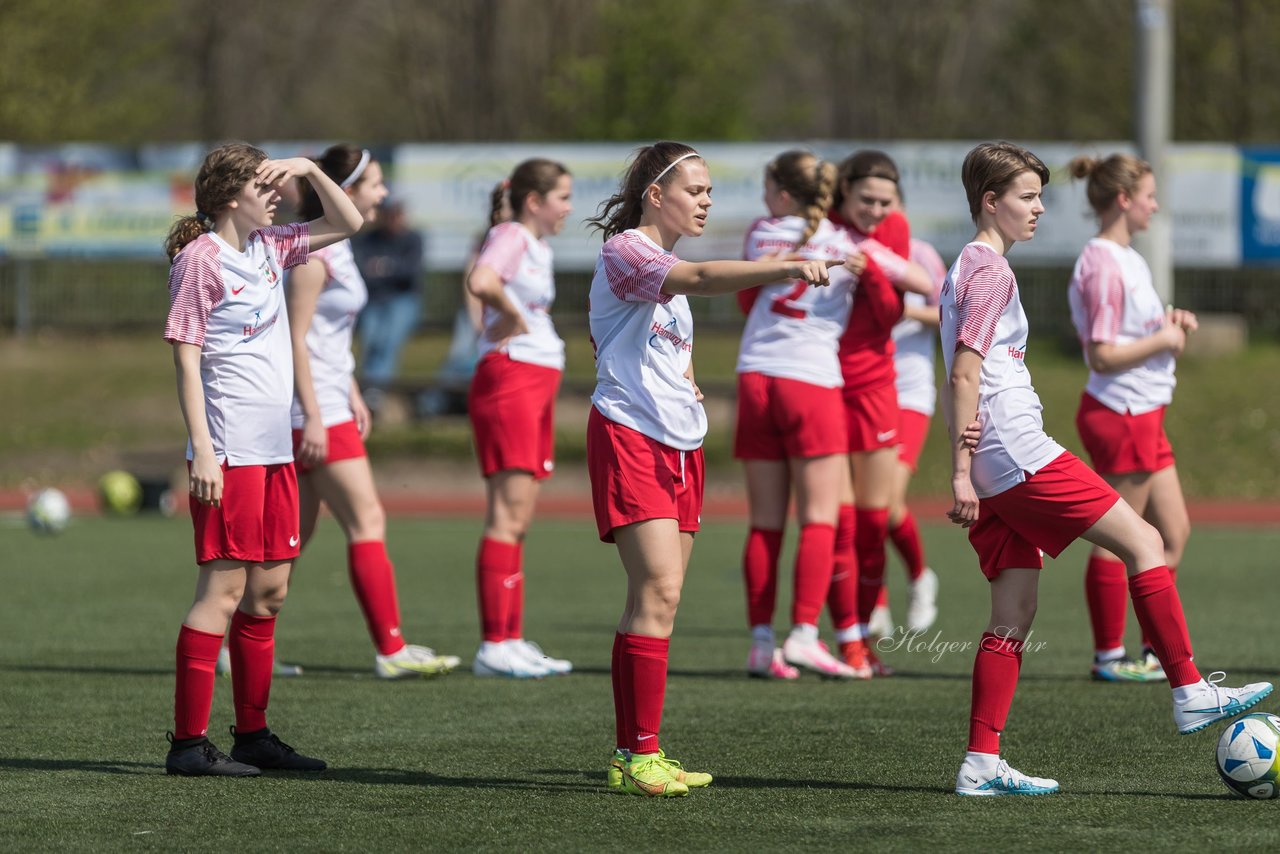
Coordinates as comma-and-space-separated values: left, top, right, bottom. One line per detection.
340, 149, 372, 189
650, 151, 701, 186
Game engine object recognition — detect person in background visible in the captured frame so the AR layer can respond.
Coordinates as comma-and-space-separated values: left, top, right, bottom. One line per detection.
352, 197, 425, 402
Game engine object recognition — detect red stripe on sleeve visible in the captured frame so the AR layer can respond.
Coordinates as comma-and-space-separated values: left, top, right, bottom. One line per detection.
1077, 243, 1124, 343
475, 222, 527, 283
163, 239, 223, 346
954, 261, 1013, 358
603, 233, 678, 304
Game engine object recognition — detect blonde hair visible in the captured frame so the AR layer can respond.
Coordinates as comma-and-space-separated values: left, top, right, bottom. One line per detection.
766, 150, 838, 250
1068, 153, 1152, 214
165, 142, 267, 261
961, 141, 1050, 224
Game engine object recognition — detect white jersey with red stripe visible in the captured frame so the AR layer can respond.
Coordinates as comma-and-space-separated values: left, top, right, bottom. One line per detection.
940, 241, 1063, 498
589, 229, 706, 451
474, 221, 566, 371
289, 239, 366, 428
163, 223, 311, 466
892, 237, 947, 415
736, 216, 855, 388
1068, 237, 1175, 415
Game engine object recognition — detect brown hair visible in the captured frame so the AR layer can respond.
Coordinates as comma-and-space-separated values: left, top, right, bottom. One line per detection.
961, 141, 1051, 224
165, 142, 267, 261
832, 149, 900, 212
588, 141, 702, 240
492, 158, 570, 225
1068, 153, 1152, 215
767, 150, 838, 249
297, 144, 370, 222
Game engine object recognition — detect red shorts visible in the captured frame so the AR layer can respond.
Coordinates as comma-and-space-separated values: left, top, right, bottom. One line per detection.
587, 406, 704, 543
468, 352, 562, 480
733, 372, 847, 460
897, 408, 932, 471
843, 382, 900, 453
967, 451, 1119, 580
291, 420, 366, 473
189, 462, 300, 565
1076, 392, 1175, 476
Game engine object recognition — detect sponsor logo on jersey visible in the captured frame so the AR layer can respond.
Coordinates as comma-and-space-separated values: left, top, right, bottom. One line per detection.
648, 317, 692, 352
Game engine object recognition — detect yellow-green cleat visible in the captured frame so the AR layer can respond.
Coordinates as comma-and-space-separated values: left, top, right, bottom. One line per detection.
607, 749, 627, 790
656, 749, 712, 788
621, 752, 689, 797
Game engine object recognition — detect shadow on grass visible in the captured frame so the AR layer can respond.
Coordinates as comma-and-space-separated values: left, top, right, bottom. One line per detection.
1, 664, 171, 677
0, 757, 156, 776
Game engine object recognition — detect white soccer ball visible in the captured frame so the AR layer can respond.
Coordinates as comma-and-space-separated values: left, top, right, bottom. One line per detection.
1217, 713, 1280, 799
27, 488, 71, 534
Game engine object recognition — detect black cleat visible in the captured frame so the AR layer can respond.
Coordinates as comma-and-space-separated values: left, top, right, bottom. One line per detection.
165, 732, 260, 777
229, 727, 327, 771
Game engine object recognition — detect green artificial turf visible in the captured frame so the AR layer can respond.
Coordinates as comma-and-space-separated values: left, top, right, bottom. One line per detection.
2, 514, 1278, 851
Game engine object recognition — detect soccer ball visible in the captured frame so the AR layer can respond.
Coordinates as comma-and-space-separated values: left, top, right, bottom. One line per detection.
1216, 713, 1280, 799
98, 470, 142, 516
27, 488, 71, 534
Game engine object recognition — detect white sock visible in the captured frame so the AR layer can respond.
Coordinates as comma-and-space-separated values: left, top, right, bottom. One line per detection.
1095, 646, 1126, 663
835, 624, 865, 644
479, 640, 502, 654
789, 623, 819, 643
1172, 679, 1209, 705
963, 751, 1000, 773
751, 624, 775, 644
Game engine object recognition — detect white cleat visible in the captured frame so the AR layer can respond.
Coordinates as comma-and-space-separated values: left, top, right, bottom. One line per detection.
507, 638, 573, 675
956, 756, 1059, 796
375, 644, 455, 679
906, 567, 939, 633
472, 640, 552, 679
216, 646, 303, 678
867, 604, 895, 641
1173, 671, 1274, 734
782, 634, 859, 679
747, 642, 800, 680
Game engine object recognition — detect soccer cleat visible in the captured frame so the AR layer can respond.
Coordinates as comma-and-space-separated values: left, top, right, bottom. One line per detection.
867, 641, 895, 677
165, 732, 260, 777
607, 749, 627, 790
621, 753, 689, 797
472, 640, 551, 678
216, 646, 303, 678
1173, 672, 1274, 735
375, 644, 454, 679
867, 603, 895, 642
837, 639, 875, 680
906, 567, 939, 633
782, 635, 860, 679
956, 757, 1059, 796
1139, 648, 1168, 681
1091, 656, 1165, 683
507, 639, 572, 675
228, 727, 326, 771
655, 750, 712, 788
747, 643, 800, 680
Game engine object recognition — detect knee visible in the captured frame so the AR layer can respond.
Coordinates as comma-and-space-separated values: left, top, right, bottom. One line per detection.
1162, 521, 1190, 567
246, 581, 289, 616
350, 502, 386, 542
643, 577, 683, 621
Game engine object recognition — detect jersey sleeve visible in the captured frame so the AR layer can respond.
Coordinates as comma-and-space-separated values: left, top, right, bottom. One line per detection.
1074, 244, 1125, 344
910, 239, 948, 305
954, 263, 1015, 357
474, 222, 526, 283
256, 222, 311, 269
601, 233, 678, 304
163, 246, 223, 346
854, 256, 906, 331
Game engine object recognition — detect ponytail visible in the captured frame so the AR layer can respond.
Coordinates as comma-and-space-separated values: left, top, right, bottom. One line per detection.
1069, 152, 1152, 215
488, 179, 510, 228
588, 141, 701, 240
767, 150, 838, 250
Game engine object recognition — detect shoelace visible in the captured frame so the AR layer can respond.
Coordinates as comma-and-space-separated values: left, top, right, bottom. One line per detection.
264, 734, 297, 755
1203, 671, 1229, 712
994, 759, 1038, 790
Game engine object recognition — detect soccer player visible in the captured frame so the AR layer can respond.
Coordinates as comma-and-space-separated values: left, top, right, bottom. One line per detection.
825, 151, 934, 677
163, 142, 363, 776
285, 144, 459, 679
466, 159, 575, 678
587, 141, 844, 797
735, 150, 866, 679
943, 141, 1271, 796
1067, 153, 1197, 682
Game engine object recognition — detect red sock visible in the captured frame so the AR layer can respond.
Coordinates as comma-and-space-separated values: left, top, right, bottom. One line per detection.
875, 585, 889, 609
1129, 566, 1200, 687
174, 625, 223, 740
889, 511, 926, 581
827, 505, 858, 630
505, 540, 525, 641
743, 527, 784, 627
792, 523, 835, 626
622, 633, 669, 756
1141, 565, 1176, 651
349, 540, 405, 656
477, 537, 519, 643
855, 508, 890, 625
967, 632, 1023, 754
1084, 554, 1128, 653
611, 632, 629, 749
229, 611, 276, 733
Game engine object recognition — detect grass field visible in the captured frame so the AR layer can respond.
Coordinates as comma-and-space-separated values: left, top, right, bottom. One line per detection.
3, 513, 1279, 851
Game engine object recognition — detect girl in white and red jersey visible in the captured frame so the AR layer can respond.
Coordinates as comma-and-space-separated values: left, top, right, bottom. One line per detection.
466, 158, 574, 678
1067, 153, 1197, 684
587, 141, 843, 797
734, 150, 866, 680
943, 141, 1268, 797
162, 142, 364, 776
824, 151, 934, 678
286, 144, 459, 679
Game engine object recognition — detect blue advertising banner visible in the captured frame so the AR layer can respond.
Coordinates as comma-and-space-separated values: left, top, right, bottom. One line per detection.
1240, 146, 1280, 264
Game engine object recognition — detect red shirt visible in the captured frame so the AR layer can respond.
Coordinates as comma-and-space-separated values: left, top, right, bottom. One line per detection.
838, 211, 910, 394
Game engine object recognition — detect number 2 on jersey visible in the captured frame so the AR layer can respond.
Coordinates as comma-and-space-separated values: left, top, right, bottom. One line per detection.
769, 280, 809, 319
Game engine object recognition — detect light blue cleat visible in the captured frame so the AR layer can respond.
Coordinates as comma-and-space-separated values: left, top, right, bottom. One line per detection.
1174, 671, 1273, 734
956, 758, 1059, 796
